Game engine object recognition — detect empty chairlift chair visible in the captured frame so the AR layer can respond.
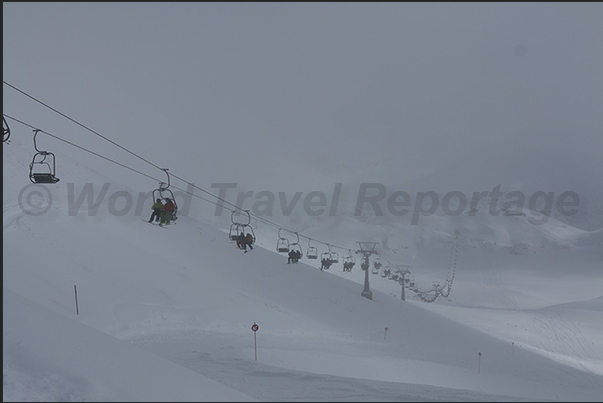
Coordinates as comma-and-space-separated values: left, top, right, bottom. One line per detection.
306, 239, 318, 260
327, 244, 339, 264
29, 130, 59, 184
276, 228, 291, 253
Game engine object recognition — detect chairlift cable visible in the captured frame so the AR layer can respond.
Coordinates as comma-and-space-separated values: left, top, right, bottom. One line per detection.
3, 81, 164, 171
3, 115, 229, 208
5, 114, 351, 252
5, 114, 355, 253
3, 82, 361, 254
3, 81, 252, 218
8, 109, 459, 302
4, 114, 159, 182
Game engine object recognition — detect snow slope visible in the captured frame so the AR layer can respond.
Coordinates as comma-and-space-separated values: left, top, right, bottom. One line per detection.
3, 135, 603, 402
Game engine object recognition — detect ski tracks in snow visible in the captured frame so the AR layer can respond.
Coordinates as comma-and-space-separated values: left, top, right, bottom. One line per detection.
528, 307, 602, 374
3, 202, 28, 230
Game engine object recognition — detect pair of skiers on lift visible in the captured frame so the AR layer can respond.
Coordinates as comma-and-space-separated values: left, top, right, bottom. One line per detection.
236, 232, 254, 251
149, 198, 176, 225
343, 260, 355, 272
288, 249, 301, 264
320, 257, 333, 271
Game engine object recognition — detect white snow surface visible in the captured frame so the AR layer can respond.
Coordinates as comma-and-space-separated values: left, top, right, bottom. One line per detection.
3, 138, 603, 402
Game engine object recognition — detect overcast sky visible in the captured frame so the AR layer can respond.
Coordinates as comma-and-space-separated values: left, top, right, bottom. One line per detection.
4, 2, 603, 194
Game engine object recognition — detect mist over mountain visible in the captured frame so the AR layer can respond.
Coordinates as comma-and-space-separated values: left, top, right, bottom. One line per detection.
3, 3, 603, 401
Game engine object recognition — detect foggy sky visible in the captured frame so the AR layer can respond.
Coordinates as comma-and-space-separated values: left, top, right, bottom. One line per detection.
3, 2, 602, 195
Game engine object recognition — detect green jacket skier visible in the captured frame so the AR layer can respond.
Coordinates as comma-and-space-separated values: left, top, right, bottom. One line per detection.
148, 199, 163, 223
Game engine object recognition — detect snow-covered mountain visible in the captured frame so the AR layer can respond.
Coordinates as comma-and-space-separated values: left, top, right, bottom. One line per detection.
3, 123, 603, 401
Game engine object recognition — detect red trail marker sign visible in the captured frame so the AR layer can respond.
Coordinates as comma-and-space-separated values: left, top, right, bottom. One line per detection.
252, 323, 259, 360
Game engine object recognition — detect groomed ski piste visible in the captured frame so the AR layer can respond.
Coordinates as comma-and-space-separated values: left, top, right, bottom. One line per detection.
3, 123, 603, 401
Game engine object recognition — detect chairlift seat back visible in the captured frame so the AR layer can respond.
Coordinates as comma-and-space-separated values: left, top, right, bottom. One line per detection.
277, 238, 290, 253
307, 250, 318, 259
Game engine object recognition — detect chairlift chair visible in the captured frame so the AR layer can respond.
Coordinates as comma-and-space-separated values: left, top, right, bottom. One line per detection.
152, 169, 178, 221
230, 210, 255, 247
235, 226, 256, 249
343, 253, 356, 266
276, 228, 290, 253
276, 238, 290, 253
342, 251, 356, 272
371, 256, 382, 274
230, 224, 256, 245
289, 244, 303, 258
230, 210, 253, 240
325, 244, 339, 263
330, 251, 339, 263
289, 232, 304, 259
306, 239, 318, 259
288, 233, 303, 258
29, 130, 59, 184
3, 117, 10, 143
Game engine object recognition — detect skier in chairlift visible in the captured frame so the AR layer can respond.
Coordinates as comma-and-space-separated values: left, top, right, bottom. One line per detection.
148, 198, 163, 223
161, 198, 176, 225
245, 233, 254, 251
